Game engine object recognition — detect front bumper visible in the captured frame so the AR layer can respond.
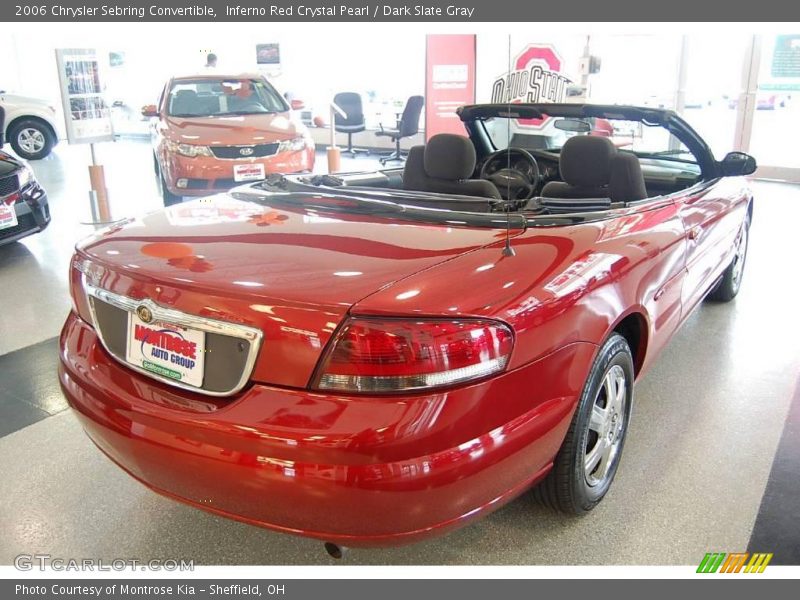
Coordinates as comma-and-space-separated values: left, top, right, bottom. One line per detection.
0, 184, 50, 246
162, 146, 315, 196
59, 312, 593, 546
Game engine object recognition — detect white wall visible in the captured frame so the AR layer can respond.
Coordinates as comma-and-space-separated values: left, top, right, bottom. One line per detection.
1, 26, 426, 121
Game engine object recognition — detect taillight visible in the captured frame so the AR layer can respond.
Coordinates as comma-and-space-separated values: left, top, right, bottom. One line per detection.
69, 256, 93, 323
313, 317, 514, 393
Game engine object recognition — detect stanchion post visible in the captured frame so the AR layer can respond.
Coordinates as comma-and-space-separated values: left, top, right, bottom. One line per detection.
87, 143, 112, 222
326, 102, 347, 174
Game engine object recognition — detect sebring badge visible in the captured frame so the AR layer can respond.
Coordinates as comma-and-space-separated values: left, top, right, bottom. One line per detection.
136, 305, 154, 323
239, 147, 254, 156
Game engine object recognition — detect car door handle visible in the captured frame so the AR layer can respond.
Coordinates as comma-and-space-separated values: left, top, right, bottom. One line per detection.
688, 226, 702, 241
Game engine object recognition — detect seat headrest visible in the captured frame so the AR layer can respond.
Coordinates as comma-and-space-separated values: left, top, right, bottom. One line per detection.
610, 152, 648, 202
424, 134, 476, 180
560, 135, 617, 187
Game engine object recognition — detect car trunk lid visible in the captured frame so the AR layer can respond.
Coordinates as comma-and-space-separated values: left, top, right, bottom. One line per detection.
77, 194, 522, 391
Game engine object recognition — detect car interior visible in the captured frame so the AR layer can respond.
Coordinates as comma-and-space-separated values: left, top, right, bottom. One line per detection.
275, 122, 704, 216
169, 80, 287, 117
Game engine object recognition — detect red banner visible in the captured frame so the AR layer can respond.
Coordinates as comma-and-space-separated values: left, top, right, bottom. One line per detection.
425, 34, 476, 140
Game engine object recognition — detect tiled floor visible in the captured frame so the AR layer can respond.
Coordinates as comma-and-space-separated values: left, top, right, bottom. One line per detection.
0, 139, 798, 564
0, 338, 68, 437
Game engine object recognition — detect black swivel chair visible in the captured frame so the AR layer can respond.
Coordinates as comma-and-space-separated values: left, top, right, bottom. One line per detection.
376, 95, 424, 165
333, 92, 369, 156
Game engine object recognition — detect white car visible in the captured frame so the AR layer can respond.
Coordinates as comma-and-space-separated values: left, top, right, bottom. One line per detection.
0, 91, 62, 160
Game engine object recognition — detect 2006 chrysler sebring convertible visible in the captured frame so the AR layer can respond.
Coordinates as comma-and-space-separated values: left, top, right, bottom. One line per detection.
59, 103, 755, 552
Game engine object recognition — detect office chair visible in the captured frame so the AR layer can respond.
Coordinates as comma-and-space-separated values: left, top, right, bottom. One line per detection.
376, 95, 424, 165
333, 92, 369, 156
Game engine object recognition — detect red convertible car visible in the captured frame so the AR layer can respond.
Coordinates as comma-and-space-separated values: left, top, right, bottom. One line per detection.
59, 103, 755, 555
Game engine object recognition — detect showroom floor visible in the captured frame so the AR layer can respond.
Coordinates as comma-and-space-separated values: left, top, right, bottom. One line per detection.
0, 139, 798, 565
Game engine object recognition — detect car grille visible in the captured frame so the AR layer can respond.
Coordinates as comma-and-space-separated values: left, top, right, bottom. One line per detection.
0, 212, 34, 241
210, 143, 280, 159
86, 286, 263, 397
0, 174, 19, 197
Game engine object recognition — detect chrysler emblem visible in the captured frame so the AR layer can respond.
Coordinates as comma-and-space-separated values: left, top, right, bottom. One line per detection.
136, 305, 153, 323
239, 147, 254, 156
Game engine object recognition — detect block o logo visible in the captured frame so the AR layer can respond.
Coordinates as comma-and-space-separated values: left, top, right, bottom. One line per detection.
490, 44, 572, 128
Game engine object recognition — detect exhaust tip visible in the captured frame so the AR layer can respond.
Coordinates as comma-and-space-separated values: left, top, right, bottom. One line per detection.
324, 542, 347, 559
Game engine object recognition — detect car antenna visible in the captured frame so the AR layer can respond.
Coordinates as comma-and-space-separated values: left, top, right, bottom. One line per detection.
502, 34, 516, 258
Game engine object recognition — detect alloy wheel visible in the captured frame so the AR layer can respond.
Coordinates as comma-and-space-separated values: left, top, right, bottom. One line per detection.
585, 364, 627, 487
18, 128, 46, 154
731, 226, 748, 292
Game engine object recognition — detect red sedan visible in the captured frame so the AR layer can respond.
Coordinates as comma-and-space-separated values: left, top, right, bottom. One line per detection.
143, 73, 314, 206
59, 103, 755, 554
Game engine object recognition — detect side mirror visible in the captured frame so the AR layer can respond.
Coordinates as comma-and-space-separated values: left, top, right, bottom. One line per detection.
720, 151, 757, 177
290, 99, 305, 111
141, 104, 159, 118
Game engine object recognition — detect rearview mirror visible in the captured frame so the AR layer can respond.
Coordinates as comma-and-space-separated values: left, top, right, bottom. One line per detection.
720, 152, 757, 177
554, 118, 592, 133
141, 104, 159, 118
290, 99, 305, 111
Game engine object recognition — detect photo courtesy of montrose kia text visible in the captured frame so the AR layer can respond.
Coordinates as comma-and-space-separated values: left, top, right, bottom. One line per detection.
1, 0, 799, 596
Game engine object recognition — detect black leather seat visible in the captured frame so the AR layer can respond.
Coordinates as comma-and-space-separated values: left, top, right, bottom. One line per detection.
170, 89, 200, 116
402, 134, 502, 199
542, 135, 647, 203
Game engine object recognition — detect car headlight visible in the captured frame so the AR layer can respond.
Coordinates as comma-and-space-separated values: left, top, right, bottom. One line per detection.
277, 137, 307, 153
17, 166, 34, 188
166, 140, 213, 158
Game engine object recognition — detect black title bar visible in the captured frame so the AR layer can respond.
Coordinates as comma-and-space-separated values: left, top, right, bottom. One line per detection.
3, 0, 800, 21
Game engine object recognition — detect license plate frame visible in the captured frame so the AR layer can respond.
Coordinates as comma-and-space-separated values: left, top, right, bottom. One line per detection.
125, 311, 206, 388
0, 204, 18, 231
233, 163, 266, 182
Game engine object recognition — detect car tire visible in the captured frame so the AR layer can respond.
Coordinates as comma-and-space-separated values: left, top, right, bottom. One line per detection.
706, 216, 750, 303
9, 119, 55, 160
155, 160, 182, 207
533, 333, 634, 514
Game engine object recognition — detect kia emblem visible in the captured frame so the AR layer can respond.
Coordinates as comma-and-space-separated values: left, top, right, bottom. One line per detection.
136, 305, 153, 323
239, 147, 254, 156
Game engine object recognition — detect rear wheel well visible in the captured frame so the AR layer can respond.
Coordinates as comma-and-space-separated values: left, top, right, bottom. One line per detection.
613, 313, 647, 377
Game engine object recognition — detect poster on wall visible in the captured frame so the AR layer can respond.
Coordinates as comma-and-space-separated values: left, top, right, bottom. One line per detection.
481, 42, 577, 150
490, 44, 572, 128
770, 35, 800, 78
425, 34, 476, 139
256, 43, 281, 65
55, 48, 114, 144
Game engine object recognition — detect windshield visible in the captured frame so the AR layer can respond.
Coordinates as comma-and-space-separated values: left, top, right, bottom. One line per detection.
482, 115, 699, 166
167, 78, 288, 117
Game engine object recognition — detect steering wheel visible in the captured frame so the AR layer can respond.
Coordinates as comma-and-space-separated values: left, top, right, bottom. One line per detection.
479, 148, 541, 202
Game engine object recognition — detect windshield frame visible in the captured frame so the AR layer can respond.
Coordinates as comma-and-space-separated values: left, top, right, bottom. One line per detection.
477, 117, 702, 171
459, 103, 718, 179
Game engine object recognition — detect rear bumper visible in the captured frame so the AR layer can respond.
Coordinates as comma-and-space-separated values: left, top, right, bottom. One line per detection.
59, 312, 594, 546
